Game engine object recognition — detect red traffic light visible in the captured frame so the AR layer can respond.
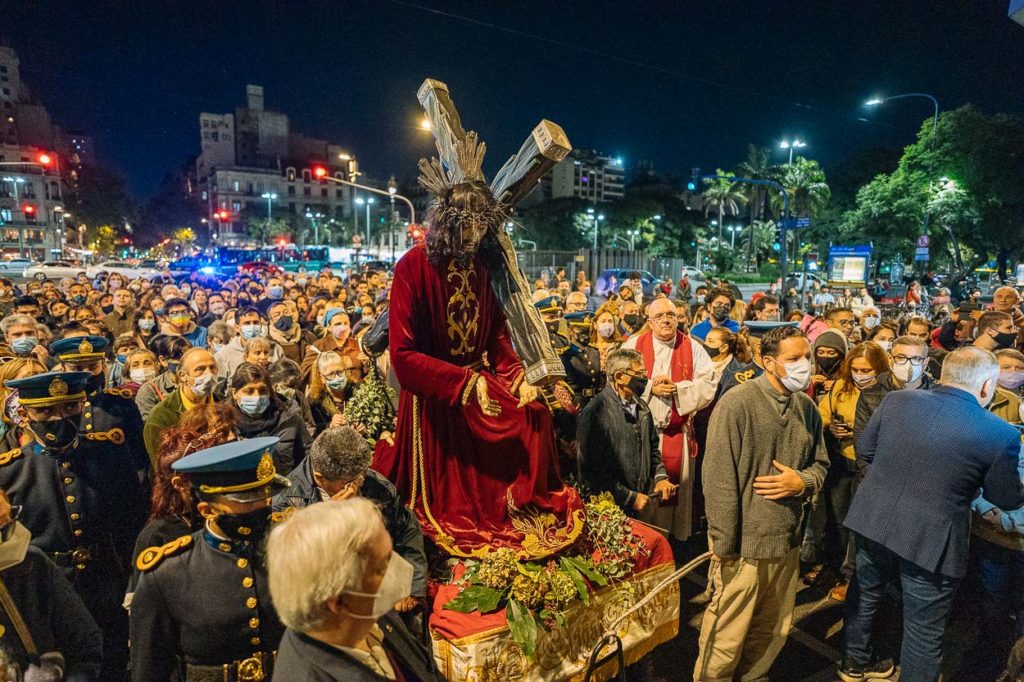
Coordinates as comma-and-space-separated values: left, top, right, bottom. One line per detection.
313, 166, 328, 179
37, 153, 53, 166
216, 210, 230, 221
21, 204, 35, 215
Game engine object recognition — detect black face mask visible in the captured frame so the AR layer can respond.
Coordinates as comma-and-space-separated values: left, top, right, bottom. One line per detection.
572, 328, 589, 345
30, 414, 81, 451
101, 304, 114, 315
816, 354, 842, 376
216, 507, 272, 543
86, 372, 105, 394
623, 314, 639, 328
71, 294, 87, 306
273, 315, 294, 332
624, 373, 649, 397
991, 331, 1017, 350
711, 306, 730, 323
704, 344, 723, 360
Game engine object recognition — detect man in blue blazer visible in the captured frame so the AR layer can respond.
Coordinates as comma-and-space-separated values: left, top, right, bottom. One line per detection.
840, 346, 1023, 682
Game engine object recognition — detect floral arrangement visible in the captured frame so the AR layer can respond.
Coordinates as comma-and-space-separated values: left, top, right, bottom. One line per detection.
443, 492, 649, 657
344, 366, 397, 442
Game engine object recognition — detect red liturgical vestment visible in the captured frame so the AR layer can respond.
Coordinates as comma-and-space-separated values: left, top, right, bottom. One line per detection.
373, 245, 584, 559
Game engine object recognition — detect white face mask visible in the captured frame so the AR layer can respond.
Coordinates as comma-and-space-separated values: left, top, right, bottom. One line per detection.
862, 316, 880, 329
344, 551, 413, 620
129, 367, 156, 384
893, 361, 924, 385
876, 340, 892, 352
596, 322, 615, 339
773, 357, 812, 392
191, 373, 215, 398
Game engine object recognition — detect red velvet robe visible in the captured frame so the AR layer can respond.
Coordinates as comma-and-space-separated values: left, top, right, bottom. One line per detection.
373, 245, 584, 560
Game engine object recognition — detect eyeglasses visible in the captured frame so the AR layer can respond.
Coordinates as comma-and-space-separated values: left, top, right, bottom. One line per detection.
836, 319, 856, 327
650, 312, 678, 321
892, 355, 926, 366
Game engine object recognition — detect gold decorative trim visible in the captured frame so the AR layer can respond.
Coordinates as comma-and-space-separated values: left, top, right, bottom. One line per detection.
18, 392, 86, 407
445, 260, 480, 357
199, 451, 277, 494
103, 387, 134, 399
0, 448, 22, 466
567, 619, 679, 682
83, 428, 125, 445
54, 353, 105, 361
136, 534, 193, 572
460, 372, 480, 407
508, 370, 525, 396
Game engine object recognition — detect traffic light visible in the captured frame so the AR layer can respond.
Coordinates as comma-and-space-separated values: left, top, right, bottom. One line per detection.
313, 166, 328, 182
688, 167, 702, 192
216, 210, 230, 221
774, 224, 783, 244
37, 153, 53, 166
21, 204, 35, 218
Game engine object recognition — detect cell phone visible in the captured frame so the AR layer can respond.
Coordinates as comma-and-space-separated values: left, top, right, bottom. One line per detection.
832, 415, 847, 426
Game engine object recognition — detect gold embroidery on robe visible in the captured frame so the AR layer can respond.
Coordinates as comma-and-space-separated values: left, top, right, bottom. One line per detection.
446, 260, 480, 357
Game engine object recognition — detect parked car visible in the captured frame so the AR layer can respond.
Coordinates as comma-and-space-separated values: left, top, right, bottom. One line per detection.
594, 268, 660, 298
0, 258, 33, 271
238, 261, 284, 277
785, 272, 824, 291
86, 260, 164, 280
678, 265, 706, 280
23, 261, 87, 280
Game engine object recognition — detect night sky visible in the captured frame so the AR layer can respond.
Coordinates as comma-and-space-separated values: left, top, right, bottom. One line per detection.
2, 1, 1022, 197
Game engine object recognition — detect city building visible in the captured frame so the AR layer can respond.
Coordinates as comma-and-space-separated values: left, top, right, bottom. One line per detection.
193, 84, 363, 246
532, 148, 626, 204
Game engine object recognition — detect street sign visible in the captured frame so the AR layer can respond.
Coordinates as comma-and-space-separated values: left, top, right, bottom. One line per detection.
917, 235, 930, 248
780, 217, 811, 229
914, 247, 929, 261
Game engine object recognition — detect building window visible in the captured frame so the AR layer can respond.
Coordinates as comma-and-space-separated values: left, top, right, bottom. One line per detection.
232, 180, 240, 192
302, 169, 311, 182
201, 190, 208, 200
288, 186, 295, 196
320, 188, 327, 197
0, 208, 11, 222
232, 201, 241, 212
303, 187, 311, 196
335, 189, 342, 198
286, 168, 296, 181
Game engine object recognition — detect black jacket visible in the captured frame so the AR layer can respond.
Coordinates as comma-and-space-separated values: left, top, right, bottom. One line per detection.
272, 614, 441, 682
234, 400, 309, 475
273, 458, 427, 598
576, 385, 667, 511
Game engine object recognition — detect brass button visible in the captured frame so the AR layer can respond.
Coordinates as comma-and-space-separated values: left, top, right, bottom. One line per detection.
249, 617, 259, 629
250, 637, 261, 646
218, 543, 232, 552
65, 495, 75, 503
60, 461, 70, 469
74, 563, 85, 571
70, 513, 80, 521
84, 401, 91, 407
237, 558, 249, 569
84, 413, 92, 419
63, 477, 73, 485
85, 424, 92, 431
73, 529, 83, 537
242, 577, 254, 588
246, 597, 257, 609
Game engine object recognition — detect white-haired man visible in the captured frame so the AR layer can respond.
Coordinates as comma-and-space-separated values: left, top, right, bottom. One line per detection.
268, 498, 441, 681
840, 346, 1024, 681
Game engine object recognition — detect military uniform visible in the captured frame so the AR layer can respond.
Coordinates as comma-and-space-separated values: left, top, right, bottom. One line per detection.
130, 436, 290, 682
0, 371, 147, 681
535, 298, 580, 473
562, 312, 603, 410
51, 336, 150, 480
715, 358, 763, 398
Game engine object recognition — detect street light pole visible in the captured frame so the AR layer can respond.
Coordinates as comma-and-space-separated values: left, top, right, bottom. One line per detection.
316, 173, 416, 224
261, 192, 277, 219
779, 139, 807, 165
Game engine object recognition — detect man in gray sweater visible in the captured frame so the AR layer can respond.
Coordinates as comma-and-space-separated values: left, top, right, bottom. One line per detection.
694, 324, 829, 681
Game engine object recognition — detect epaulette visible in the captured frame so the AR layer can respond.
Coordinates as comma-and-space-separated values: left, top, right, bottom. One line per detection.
271, 508, 296, 525
734, 369, 757, 384
135, 535, 193, 572
83, 428, 126, 445
0, 448, 22, 467
103, 387, 134, 399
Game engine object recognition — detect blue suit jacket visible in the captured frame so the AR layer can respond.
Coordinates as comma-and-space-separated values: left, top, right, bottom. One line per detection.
845, 385, 1023, 578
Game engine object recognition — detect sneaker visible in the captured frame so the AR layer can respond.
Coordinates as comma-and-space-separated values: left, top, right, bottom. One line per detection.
837, 658, 895, 682
829, 580, 849, 602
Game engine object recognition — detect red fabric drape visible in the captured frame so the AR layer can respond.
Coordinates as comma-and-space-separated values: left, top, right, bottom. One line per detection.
634, 330, 695, 481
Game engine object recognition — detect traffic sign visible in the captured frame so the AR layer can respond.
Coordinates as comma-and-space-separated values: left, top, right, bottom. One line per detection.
914, 247, 929, 261
917, 235, 930, 248
780, 217, 811, 229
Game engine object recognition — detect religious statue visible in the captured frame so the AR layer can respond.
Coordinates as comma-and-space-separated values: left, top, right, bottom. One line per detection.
373, 80, 584, 560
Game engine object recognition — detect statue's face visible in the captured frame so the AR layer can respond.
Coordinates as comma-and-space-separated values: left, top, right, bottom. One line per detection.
459, 217, 488, 255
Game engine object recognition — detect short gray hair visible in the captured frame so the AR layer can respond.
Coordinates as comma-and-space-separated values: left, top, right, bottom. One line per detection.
316, 351, 342, 374
605, 348, 642, 382
0, 315, 36, 338
310, 426, 372, 482
267, 497, 384, 632
940, 346, 999, 392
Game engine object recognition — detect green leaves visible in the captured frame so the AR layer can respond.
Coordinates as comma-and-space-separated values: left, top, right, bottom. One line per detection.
506, 598, 540, 658
559, 556, 592, 606
562, 556, 608, 588
442, 585, 504, 614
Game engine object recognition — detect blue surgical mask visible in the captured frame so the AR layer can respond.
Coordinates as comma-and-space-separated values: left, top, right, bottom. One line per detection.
116, 354, 127, 364
153, 307, 165, 316
11, 337, 37, 355
139, 319, 156, 332
238, 394, 270, 416
267, 286, 284, 299
241, 324, 263, 339
326, 376, 347, 392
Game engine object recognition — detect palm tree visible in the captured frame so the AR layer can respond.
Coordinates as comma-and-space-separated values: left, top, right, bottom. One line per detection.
703, 169, 747, 245
771, 156, 831, 218
741, 219, 777, 267
737, 145, 779, 269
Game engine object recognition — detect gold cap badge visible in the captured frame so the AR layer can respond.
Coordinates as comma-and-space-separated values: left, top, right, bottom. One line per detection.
78, 339, 93, 355
256, 452, 275, 481
48, 378, 69, 398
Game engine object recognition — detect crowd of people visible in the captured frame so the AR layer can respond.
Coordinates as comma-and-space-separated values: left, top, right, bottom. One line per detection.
0, 258, 1021, 681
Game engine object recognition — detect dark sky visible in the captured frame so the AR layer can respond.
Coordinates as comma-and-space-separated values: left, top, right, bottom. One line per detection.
2, 0, 1022, 198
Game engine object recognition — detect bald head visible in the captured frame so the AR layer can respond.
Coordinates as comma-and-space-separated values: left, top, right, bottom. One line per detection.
648, 298, 678, 341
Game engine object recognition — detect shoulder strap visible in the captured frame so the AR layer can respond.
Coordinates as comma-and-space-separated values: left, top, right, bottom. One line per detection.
136, 535, 193, 572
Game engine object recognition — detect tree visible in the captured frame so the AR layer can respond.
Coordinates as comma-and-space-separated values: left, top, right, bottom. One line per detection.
246, 217, 291, 245
702, 170, 746, 244
772, 156, 831, 218
736, 145, 778, 268
741, 219, 777, 267
172, 227, 196, 250
65, 164, 137, 232
517, 197, 592, 250
139, 159, 199, 248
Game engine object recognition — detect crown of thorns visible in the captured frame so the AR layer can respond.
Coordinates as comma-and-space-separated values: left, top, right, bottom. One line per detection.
434, 202, 503, 228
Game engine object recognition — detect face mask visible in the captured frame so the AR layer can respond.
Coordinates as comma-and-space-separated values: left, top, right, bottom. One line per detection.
29, 414, 81, 451
998, 369, 1024, 391
169, 314, 190, 327
238, 394, 270, 416
99, 304, 114, 314
71, 294, 87, 306
862, 316, 880, 329
191, 373, 215, 398
704, 345, 723, 360
876, 340, 892, 352
623, 373, 649, 398
108, 281, 121, 291
774, 357, 812, 392
10, 337, 37, 355
893, 362, 924, 385
326, 375, 347, 392
241, 324, 263, 339
991, 331, 1017, 350
4, 391, 20, 423
210, 303, 227, 316
130, 367, 156, 384
582, 288, 591, 297
331, 324, 350, 340
216, 506, 272, 542
344, 552, 414, 620
852, 373, 877, 388
212, 342, 225, 354
816, 354, 842, 376
167, 361, 180, 375
267, 286, 284, 299
623, 314, 639, 327
711, 306, 730, 323
696, 295, 706, 305
545, 321, 560, 334
139, 319, 156, 332
273, 315, 294, 332
115, 354, 127, 365
154, 307, 165, 316
597, 322, 614, 339
275, 384, 296, 401
297, 278, 308, 287
86, 373, 105, 394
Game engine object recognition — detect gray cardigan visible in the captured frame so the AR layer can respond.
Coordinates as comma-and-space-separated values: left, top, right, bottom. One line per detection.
702, 374, 829, 559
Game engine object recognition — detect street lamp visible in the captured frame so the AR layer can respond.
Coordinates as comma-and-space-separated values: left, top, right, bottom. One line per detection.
728, 225, 739, 249
260, 192, 277, 219
355, 197, 376, 254
628, 228, 641, 251
779, 139, 807, 164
